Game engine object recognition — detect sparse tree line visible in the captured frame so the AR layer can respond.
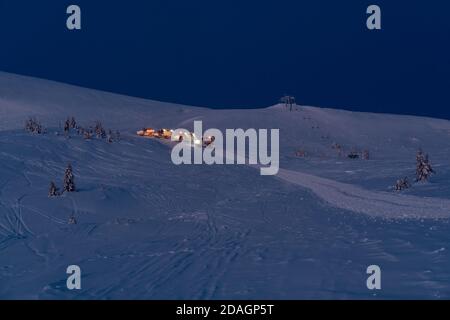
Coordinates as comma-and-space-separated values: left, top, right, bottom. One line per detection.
394, 149, 434, 191
331, 142, 370, 160
331, 143, 370, 160
25, 116, 121, 143
296, 143, 434, 192
25, 117, 46, 134
294, 144, 370, 160
63, 117, 121, 143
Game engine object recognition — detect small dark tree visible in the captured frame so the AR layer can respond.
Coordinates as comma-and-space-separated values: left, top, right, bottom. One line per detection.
348, 151, 359, 159
394, 177, 410, 191
70, 116, 77, 129
68, 215, 77, 225
25, 119, 31, 132
416, 150, 434, 182
107, 129, 113, 143
48, 181, 59, 197
25, 117, 44, 134
63, 163, 76, 192
94, 121, 106, 138
64, 118, 70, 136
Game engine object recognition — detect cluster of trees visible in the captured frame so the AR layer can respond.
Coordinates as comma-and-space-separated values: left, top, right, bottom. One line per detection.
63, 117, 121, 143
416, 150, 434, 182
25, 118, 45, 134
394, 177, 410, 191
347, 149, 370, 160
394, 149, 434, 192
331, 143, 370, 160
63, 116, 77, 135
24, 116, 120, 144
49, 163, 76, 197
49, 164, 77, 224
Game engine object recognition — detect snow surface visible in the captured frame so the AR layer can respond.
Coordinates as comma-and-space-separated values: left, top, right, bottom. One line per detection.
1, 71, 450, 299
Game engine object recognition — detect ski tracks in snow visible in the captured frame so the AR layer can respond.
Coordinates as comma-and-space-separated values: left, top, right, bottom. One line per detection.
276, 168, 450, 219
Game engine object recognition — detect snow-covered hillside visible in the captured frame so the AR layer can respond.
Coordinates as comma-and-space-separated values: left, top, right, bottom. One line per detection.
1, 71, 450, 299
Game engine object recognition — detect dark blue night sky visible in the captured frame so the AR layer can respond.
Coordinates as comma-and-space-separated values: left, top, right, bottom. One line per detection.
0, 1, 449, 118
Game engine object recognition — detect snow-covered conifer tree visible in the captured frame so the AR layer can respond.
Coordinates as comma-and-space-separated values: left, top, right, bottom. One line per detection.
416, 150, 434, 182
48, 181, 59, 197
70, 117, 77, 129
394, 177, 410, 191
64, 118, 70, 136
63, 163, 76, 192
68, 215, 77, 225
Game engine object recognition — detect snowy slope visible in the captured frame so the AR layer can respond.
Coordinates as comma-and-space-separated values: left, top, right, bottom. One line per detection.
1, 71, 450, 299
